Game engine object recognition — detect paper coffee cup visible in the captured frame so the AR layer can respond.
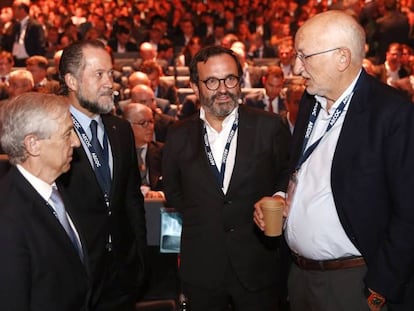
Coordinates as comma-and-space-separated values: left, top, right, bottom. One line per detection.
261, 200, 284, 237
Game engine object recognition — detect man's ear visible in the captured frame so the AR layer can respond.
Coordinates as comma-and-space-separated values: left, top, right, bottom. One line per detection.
23, 134, 41, 157
337, 48, 351, 72
64, 73, 79, 92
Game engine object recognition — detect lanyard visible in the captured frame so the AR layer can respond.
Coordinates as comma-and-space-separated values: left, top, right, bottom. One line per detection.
203, 113, 239, 188
72, 115, 111, 202
296, 93, 353, 171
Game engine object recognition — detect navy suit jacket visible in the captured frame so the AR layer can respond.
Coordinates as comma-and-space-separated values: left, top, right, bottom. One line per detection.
58, 114, 147, 309
290, 70, 414, 305
0, 167, 89, 311
163, 105, 290, 290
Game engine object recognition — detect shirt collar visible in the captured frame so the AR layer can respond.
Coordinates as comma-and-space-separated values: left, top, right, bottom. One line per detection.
70, 105, 103, 133
16, 164, 53, 202
199, 106, 238, 133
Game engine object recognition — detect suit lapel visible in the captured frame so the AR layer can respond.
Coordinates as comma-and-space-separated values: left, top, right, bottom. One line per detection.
226, 107, 255, 198
332, 71, 369, 173
102, 115, 120, 198
11, 168, 86, 269
190, 116, 224, 195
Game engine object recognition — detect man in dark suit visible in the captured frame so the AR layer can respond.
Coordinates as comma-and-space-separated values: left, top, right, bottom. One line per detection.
374, 0, 409, 63
163, 46, 290, 310
254, 10, 414, 311
58, 40, 147, 311
123, 103, 164, 199
107, 25, 138, 53
245, 65, 286, 114
1, 1, 46, 67
0, 92, 89, 311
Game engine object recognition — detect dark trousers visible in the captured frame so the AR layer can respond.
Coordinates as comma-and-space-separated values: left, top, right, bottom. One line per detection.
288, 263, 371, 311
183, 261, 279, 311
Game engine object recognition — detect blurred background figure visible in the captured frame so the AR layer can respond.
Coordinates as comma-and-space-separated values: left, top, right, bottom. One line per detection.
6, 69, 34, 99
130, 84, 175, 143
245, 65, 286, 114
280, 83, 306, 134
123, 103, 164, 199
26, 55, 59, 94
0, 51, 14, 86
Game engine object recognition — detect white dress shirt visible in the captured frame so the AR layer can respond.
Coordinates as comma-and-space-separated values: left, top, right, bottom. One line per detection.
285, 72, 362, 260
70, 105, 114, 176
16, 164, 82, 245
199, 106, 238, 194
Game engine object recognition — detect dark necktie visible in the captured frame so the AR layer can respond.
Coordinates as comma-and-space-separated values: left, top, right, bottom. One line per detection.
268, 98, 274, 113
14, 22, 21, 42
90, 120, 111, 194
137, 147, 148, 186
49, 186, 83, 260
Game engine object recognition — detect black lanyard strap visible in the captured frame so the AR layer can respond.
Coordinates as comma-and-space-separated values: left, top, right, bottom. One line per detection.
203, 113, 239, 188
296, 93, 353, 171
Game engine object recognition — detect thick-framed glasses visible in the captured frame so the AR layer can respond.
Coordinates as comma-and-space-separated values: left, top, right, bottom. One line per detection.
130, 120, 154, 128
294, 47, 341, 63
199, 74, 240, 91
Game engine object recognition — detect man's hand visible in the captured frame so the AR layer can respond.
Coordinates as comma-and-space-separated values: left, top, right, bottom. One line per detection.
253, 195, 286, 231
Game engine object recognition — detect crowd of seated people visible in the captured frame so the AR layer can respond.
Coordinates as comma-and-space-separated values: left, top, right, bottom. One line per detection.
1, 0, 414, 106
2, 1, 414, 310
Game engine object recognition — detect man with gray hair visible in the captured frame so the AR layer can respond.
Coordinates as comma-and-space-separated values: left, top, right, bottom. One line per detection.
0, 92, 88, 310
6, 69, 33, 99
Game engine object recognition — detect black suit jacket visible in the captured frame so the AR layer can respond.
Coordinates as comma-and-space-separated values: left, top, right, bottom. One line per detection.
58, 114, 147, 310
290, 70, 414, 305
163, 105, 290, 290
1, 19, 46, 56
156, 79, 179, 106
0, 167, 89, 311
147, 141, 164, 191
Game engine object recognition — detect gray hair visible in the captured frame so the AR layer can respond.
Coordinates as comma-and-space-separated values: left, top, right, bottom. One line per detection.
0, 92, 70, 165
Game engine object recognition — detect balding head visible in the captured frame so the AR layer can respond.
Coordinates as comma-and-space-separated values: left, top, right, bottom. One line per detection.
293, 10, 365, 103
130, 84, 157, 110
139, 42, 156, 61
128, 71, 150, 88
296, 10, 365, 67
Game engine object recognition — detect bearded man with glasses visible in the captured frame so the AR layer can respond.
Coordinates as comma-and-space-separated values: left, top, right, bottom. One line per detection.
163, 45, 291, 311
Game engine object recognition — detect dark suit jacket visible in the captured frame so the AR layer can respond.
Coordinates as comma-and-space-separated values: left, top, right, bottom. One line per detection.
0, 167, 89, 311
147, 141, 164, 191
154, 112, 175, 143
1, 19, 46, 57
58, 114, 147, 310
290, 70, 414, 305
156, 79, 179, 106
107, 38, 138, 53
245, 91, 286, 114
163, 105, 290, 290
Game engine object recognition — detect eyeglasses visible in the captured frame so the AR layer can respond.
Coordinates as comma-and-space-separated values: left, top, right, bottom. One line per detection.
294, 47, 341, 63
199, 74, 240, 91
130, 120, 154, 128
